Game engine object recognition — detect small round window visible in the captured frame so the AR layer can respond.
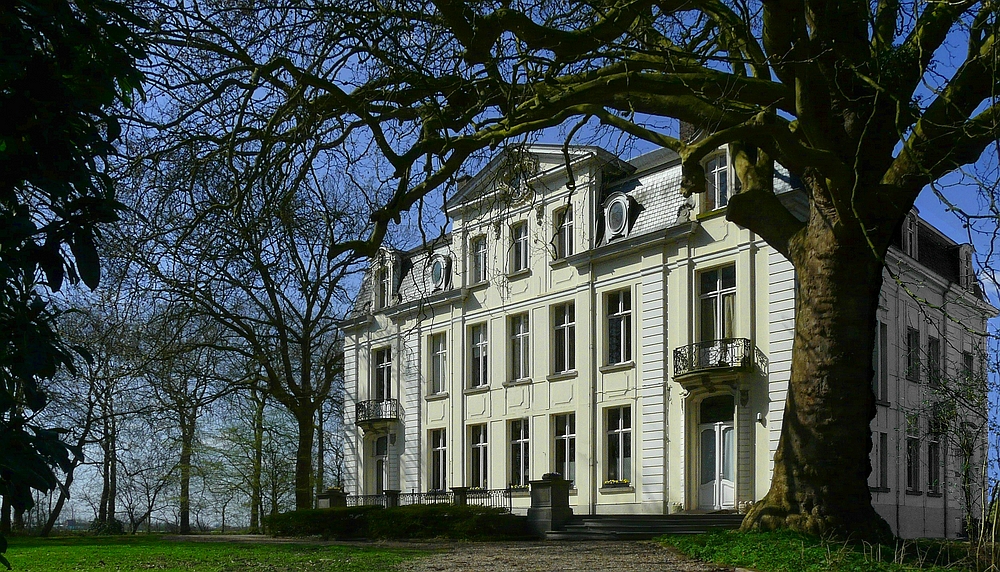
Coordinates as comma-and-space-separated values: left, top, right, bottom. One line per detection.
606, 196, 629, 237
429, 255, 449, 289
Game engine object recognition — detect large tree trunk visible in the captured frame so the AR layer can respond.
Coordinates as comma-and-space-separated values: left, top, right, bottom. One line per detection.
178, 414, 194, 534
250, 390, 264, 533
293, 407, 315, 510
742, 208, 894, 541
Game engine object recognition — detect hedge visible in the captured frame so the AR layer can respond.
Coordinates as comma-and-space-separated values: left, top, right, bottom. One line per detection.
265, 504, 531, 541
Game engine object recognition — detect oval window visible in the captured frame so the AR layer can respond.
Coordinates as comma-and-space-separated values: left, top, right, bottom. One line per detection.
607, 196, 628, 237
429, 255, 449, 289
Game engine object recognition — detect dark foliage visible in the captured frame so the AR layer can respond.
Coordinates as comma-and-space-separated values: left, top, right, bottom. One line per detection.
0, 0, 144, 567
266, 505, 531, 541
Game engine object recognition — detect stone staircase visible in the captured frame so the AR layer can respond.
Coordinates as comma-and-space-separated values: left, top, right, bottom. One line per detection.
546, 512, 745, 540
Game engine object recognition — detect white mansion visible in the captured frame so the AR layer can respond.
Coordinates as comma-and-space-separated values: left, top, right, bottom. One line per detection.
339, 144, 994, 538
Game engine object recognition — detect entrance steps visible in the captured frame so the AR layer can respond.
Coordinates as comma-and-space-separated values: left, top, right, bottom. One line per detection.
545, 512, 745, 540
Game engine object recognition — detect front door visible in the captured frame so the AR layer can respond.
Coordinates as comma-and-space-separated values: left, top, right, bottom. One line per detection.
698, 421, 734, 509
372, 436, 388, 494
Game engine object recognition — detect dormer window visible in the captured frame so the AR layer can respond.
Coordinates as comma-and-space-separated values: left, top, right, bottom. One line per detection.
376, 265, 392, 309
959, 244, 974, 289
705, 153, 735, 211
429, 254, 451, 291
902, 212, 919, 259
605, 194, 630, 239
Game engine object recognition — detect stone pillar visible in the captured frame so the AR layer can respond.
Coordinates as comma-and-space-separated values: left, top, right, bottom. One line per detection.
527, 473, 573, 537
451, 487, 468, 507
316, 487, 348, 508
384, 489, 400, 508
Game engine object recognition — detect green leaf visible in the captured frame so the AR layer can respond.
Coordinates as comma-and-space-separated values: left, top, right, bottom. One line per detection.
70, 231, 100, 289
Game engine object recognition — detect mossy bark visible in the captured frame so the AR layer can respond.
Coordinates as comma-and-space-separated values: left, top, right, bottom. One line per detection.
741, 203, 894, 542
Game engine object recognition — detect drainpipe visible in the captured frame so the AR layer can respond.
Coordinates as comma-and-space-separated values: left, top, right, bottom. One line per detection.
590, 256, 599, 516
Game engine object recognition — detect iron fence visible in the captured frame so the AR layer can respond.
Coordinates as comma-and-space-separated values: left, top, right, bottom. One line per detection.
355, 399, 401, 425
466, 488, 513, 512
346, 494, 389, 508
345, 488, 512, 512
673, 338, 768, 377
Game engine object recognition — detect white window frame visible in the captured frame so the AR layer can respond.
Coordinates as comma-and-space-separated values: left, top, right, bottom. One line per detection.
606, 405, 632, 483
376, 265, 392, 309
373, 347, 392, 401
511, 221, 529, 273
927, 432, 941, 495
470, 323, 488, 388
510, 313, 530, 381
554, 413, 576, 484
470, 235, 487, 284
553, 302, 575, 374
699, 265, 737, 342
429, 333, 447, 394
470, 424, 488, 489
704, 153, 732, 211
554, 205, 573, 259
430, 428, 447, 492
927, 335, 941, 388
906, 415, 920, 492
902, 213, 919, 259
509, 418, 530, 487
607, 289, 632, 365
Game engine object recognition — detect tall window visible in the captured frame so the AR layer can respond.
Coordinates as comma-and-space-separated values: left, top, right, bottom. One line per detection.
376, 266, 391, 309
429, 333, 447, 394
470, 324, 488, 388
705, 154, 730, 211
470, 235, 487, 283
927, 336, 941, 388
870, 431, 889, 490
470, 424, 488, 489
906, 414, 920, 492
374, 347, 392, 401
554, 206, 573, 259
554, 413, 576, 484
700, 266, 736, 342
607, 406, 632, 482
872, 321, 888, 403
963, 351, 975, 383
430, 429, 447, 491
511, 221, 528, 273
607, 290, 632, 365
906, 327, 920, 382
510, 314, 530, 381
554, 302, 576, 373
510, 419, 530, 487
927, 431, 941, 495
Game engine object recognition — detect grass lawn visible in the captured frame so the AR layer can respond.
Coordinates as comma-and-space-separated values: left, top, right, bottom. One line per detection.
4, 535, 431, 571
660, 529, 975, 572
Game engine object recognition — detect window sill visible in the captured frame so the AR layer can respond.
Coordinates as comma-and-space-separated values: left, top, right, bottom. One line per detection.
425, 392, 449, 402
905, 489, 923, 496
549, 257, 570, 269
599, 485, 634, 494
876, 399, 891, 408
696, 208, 727, 221
600, 361, 635, 374
927, 491, 943, 498
547, 370, 578, 382
468, 280, 489, 291
869, 487, 890, 493
503, 378, 533, 388
464, 385, 490, 395
506, 269, 531, 280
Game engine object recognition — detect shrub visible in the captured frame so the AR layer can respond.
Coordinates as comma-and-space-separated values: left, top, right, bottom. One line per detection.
266, 504, 531, 541
88, 518, 124, 535
367, 504, 531, 540
264, 506, 379, 539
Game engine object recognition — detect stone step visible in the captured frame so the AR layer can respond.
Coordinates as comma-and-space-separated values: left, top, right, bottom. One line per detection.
546, 514, 744, 541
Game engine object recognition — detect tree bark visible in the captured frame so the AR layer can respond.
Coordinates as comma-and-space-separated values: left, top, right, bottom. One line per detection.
250, 389, 264, 533
179, 413, 194, 535
742, 206, 894, 541
293, 407, 316, 510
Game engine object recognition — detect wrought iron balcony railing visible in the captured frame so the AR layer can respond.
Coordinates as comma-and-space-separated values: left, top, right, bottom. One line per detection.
355, 399, 401, 425
673, 338, 768, 378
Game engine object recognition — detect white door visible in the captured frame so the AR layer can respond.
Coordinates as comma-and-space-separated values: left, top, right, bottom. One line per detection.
698, 421, 735, 510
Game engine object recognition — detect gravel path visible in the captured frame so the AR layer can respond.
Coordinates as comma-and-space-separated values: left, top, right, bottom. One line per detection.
396, 541, 736, 572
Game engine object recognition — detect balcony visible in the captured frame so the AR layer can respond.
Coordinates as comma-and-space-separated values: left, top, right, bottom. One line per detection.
673, 338, 768, 380
355, 399, 401, 427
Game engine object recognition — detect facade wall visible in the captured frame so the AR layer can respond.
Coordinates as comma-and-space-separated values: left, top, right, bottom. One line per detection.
340, 145, 992, 538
